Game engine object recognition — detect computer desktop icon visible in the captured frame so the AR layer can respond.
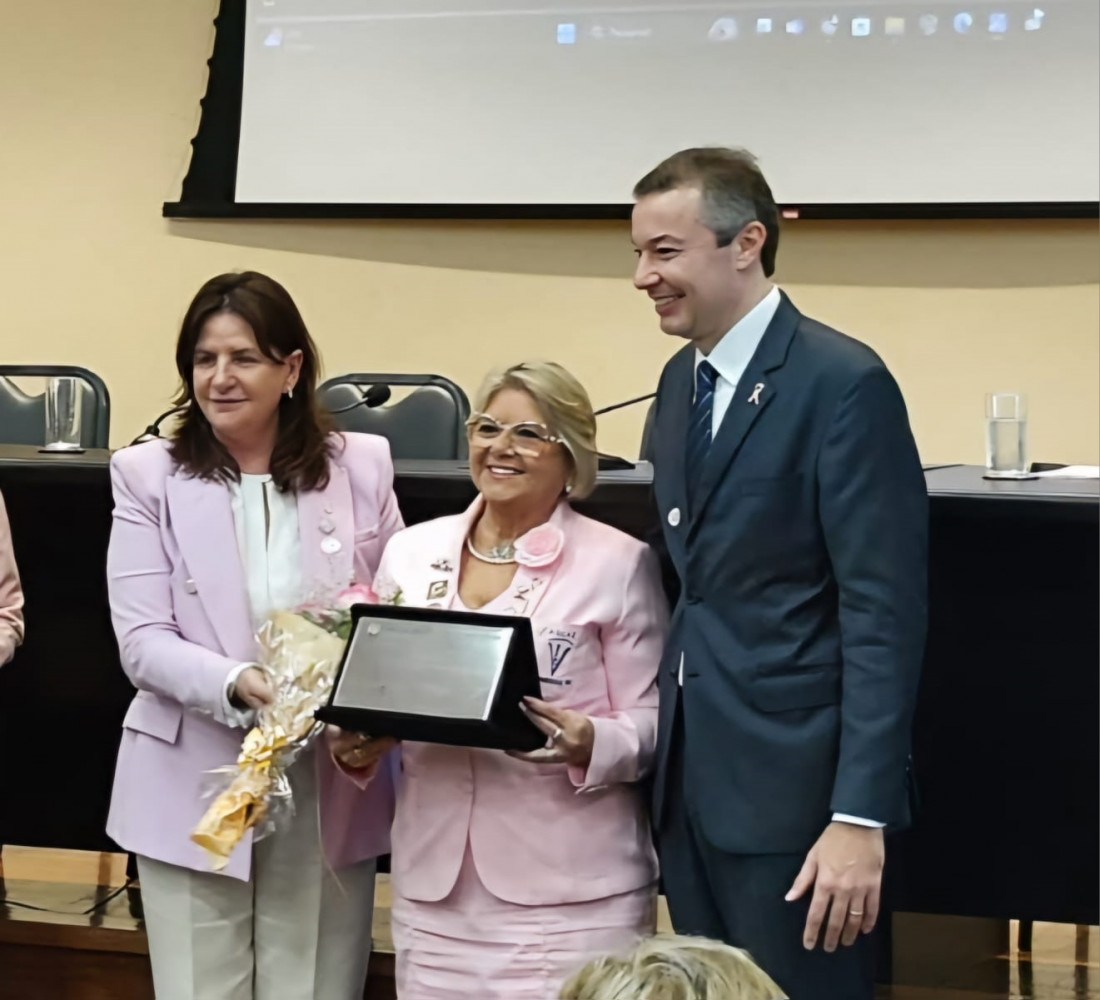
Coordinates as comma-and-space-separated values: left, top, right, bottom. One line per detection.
557, 23, 578, 45
708, 17, 739, 41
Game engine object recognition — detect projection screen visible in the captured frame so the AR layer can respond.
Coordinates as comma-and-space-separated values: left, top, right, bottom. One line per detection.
224, 0, 1099, 211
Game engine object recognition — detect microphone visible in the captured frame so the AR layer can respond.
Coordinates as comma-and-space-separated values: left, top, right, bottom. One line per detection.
594, 391, 656, 417
130, 404, 189, 446
327, 383, 392, 414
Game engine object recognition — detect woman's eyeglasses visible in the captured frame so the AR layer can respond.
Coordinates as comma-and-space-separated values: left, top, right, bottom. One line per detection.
465, 413, 563, 457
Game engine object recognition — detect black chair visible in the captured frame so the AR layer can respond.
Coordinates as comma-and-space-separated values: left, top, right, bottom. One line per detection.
0, 365, 111, 448
319, 374, 471, 460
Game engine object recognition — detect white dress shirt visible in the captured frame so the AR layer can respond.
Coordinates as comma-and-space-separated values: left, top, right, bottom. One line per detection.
684, 286, 883, 829
221, 474, 304, 727
693, 284, 781, 429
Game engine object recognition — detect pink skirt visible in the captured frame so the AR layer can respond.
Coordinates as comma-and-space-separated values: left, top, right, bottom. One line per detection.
391, 843, 657, 1000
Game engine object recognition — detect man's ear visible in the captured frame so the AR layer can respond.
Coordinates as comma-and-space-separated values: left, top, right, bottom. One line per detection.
732, 221, 768, 272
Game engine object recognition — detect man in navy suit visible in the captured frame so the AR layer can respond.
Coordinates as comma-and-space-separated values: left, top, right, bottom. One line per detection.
635, 147, 928, 999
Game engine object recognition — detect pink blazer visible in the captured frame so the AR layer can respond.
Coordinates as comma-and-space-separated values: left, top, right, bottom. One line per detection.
374, 498, 668, 905
0, 491, 24, 666
105, 433, 402, 880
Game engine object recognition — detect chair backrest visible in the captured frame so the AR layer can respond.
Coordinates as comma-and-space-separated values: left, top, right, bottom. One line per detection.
0, 365, 111, 448
319, 374, 471, 460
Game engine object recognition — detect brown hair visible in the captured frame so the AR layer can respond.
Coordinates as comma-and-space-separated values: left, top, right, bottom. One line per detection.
169, 271, 335, 492
633, 147, 780, 278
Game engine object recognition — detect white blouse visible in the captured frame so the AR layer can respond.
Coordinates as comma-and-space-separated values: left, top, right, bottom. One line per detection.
221, 473, 303, 726
229, 473, 304, 628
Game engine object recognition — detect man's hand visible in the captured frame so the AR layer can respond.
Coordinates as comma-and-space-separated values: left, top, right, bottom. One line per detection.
785, 821, 885, 952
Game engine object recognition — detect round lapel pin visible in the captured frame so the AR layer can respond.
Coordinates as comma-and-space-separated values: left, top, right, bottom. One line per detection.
668, 507, 681, 527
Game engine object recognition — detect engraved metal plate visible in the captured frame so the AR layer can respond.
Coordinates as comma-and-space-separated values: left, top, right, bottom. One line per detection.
333, 617, 514, 721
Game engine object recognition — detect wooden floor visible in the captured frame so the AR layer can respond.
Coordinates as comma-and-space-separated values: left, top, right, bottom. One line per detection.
1, 847, 1095, 999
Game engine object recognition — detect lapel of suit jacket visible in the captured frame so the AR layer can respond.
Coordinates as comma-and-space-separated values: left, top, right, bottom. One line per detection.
416, 503, 470, 609
689, 292, 800, 533
655, 346, 693, 534
297, 461, 356, 599
165, 470, 255, 662
503, 500, 568, 618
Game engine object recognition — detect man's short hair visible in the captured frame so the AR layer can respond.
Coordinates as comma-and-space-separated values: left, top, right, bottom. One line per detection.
633, 147, 780, 278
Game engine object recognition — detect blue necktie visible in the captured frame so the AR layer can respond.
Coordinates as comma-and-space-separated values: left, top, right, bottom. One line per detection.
686, 360, 718, 508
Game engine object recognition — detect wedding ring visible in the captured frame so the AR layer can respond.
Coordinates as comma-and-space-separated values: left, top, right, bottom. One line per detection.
849, 909, 864, 916
549, 726, 564, 744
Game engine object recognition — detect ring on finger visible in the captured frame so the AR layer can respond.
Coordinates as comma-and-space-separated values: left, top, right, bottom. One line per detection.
549, 726, 564, 744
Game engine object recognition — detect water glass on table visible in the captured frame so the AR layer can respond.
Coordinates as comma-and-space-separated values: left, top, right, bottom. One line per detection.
984, 392, 1034, 479
43, 376, 85, 451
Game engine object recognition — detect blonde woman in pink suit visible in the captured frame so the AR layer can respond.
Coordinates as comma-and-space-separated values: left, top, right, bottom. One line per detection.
0, 489, 24, 665
331, 361, 669, 1000
106, 272, 402, 1000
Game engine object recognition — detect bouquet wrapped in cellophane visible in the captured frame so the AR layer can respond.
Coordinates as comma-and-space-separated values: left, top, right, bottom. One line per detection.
190, 582, 386, 870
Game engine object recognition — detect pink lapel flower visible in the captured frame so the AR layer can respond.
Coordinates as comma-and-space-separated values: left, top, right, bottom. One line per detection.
514, 523, 564, 568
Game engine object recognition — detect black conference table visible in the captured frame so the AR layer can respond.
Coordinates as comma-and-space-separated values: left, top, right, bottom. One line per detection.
0, 445, 1096, 930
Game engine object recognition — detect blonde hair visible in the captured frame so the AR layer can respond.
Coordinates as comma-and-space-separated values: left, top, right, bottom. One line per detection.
471, 361, 599, 500
560, 935, 787, 1000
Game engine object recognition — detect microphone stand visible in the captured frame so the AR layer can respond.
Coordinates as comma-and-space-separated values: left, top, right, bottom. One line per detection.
129, 405, 188, 446
592, 391, 657, 470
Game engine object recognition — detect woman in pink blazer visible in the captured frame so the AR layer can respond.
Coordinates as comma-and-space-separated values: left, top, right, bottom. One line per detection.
106, 272, 402, 1000
333, 361, 668, 1000
0, 489, 24, 666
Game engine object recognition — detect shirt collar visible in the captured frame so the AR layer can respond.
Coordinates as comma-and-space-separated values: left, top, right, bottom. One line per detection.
694, 285, 781, 386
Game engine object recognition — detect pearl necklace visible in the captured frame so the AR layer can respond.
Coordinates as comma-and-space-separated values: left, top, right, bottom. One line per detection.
466, 535, 517, 565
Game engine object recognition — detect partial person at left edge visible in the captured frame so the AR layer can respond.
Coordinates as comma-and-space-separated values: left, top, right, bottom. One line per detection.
0, 489, 25, 666
105, 271, 404, 1000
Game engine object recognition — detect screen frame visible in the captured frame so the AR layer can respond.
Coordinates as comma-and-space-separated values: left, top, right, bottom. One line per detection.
162, 0, 1099, 223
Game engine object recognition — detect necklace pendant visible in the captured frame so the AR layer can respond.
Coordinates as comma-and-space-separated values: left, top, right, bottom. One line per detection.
466, 535, 517, 565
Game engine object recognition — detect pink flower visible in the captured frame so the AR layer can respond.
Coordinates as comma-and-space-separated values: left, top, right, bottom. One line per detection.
514, 523, 564, 568
334, 583, 376, 610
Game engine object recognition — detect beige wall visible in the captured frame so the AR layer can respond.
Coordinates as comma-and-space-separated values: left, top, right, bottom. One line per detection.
2, 1, 1097, 463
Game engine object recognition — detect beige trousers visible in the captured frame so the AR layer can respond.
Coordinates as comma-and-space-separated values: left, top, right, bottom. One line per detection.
137, 753, 376, 1000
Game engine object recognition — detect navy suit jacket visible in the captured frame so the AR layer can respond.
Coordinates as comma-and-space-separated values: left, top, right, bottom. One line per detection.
650, 291, 928, 855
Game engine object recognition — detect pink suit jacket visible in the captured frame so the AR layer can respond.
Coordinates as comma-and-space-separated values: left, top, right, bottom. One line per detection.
374, 497, 668, 906
105, 433, 402, 880
0, 490, 24, 666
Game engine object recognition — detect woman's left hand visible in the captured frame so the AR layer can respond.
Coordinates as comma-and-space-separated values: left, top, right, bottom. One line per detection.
508, 696, 595, 767
326, 725, 398, 772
